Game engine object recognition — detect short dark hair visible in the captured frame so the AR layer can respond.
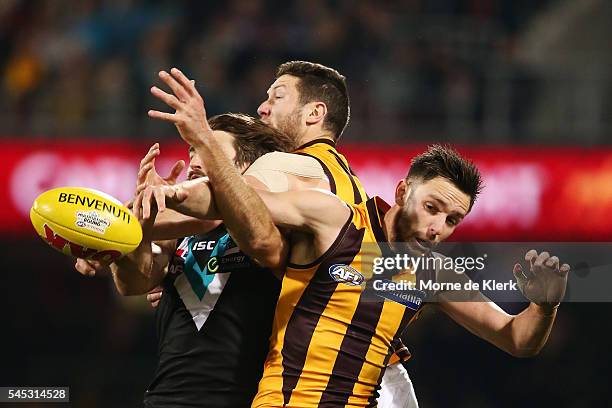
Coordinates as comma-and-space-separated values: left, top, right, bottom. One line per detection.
276, 61, 350, 140
208, 113, 293, 168
407, 145, 483, 211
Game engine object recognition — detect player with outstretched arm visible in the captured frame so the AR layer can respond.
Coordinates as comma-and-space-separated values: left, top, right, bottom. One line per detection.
101, 114, 293, 408
137, 69, 571, 406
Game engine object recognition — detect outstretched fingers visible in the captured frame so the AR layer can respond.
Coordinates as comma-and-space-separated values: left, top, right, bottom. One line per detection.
151, 85, 181, 110
148, 109, 179, 123
158, 70, 189, 102
170, 67, 197, 96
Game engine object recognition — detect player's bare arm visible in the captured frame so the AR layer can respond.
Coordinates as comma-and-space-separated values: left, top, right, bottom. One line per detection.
437, 249, 570, 357
226, 187, 351, 264
150, 213, 219, 241
109, 143, 181, 294
110, 204, 176, 296
243, 152, 331, 192
134, 177, 215, 220
148, 67, 290, 269
135, 176, 350, 266
145, 153, 329, 241
132, 169, 287, 270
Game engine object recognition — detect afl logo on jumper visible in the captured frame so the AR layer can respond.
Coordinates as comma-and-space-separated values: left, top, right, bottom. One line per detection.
329, 264, 365, 286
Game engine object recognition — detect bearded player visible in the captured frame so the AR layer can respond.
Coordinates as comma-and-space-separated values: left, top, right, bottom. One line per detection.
136, 137, 570, 407
145, 68, 567, 402
144, 63, 420, 407
80, 61, 428, 406
108, 113, 295, 407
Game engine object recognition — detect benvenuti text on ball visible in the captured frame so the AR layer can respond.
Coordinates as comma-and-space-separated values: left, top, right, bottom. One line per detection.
58, 193, 131, 223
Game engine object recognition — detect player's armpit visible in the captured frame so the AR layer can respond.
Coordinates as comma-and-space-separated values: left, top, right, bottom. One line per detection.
252, 189, 351, 268
290, 175, 331, 191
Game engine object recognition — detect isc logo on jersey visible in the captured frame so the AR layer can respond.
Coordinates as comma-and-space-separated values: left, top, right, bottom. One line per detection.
193, 241, 216, 251
329, 264, 365, 286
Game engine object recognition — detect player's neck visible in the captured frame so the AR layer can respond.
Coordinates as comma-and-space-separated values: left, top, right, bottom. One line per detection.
297, 129, 335, 148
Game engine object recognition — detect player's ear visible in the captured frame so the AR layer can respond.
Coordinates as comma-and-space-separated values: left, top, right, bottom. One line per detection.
395, 179, 410, 206
305, 102, 327, 125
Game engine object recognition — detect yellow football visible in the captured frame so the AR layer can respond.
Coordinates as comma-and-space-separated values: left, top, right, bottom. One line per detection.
30, 187, 142, 262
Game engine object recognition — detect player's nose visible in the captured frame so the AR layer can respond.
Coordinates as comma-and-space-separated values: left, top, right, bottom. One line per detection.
425, 229, 438, 242
257, 100, 271, 119
427, 216, 445, 239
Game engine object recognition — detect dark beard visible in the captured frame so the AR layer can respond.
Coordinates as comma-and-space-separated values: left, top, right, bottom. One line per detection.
275, 108, 303, 150
393, 208, 414, 244
393, 189, 416, 244
391, 193, 431, 256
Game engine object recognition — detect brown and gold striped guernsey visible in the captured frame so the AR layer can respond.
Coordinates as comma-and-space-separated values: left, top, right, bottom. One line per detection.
292, 139, 368, 205
292, 139, 411, 368
252, 197, 425, 408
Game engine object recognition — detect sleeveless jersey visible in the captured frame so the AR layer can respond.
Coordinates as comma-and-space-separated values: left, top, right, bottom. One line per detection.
253, 197, 426, 408
294, 139, 411, 367
144, 224, 280, 408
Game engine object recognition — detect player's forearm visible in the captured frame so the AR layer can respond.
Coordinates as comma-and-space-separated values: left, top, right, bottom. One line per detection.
111, 238, 158, 296
506, 302, 557, 357
439, 299, 557, 358
166, 178, 221, 220
193, 140, 284, 268
152, 208, 219, 240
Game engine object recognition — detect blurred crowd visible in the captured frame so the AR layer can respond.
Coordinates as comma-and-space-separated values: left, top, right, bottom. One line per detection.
4, 0, 608, 144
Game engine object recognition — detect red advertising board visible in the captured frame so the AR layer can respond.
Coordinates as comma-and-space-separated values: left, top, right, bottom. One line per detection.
2, 141, 611, 241
342, 144, 612, 241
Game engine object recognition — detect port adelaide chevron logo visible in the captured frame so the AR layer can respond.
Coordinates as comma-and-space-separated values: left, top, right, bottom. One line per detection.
328, 264, 365, 286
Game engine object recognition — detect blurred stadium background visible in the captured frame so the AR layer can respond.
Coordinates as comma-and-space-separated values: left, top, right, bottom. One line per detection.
1, 0, 611, 406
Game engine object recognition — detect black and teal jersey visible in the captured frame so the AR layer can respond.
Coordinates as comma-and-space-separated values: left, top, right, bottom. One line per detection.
143, 224, 280, 408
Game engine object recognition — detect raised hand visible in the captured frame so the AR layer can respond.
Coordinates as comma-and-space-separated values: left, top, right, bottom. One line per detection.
74, 144, 184, 276
136, 143, 185, 196
148, 68, 212, 148
513, 249, 571, 307
133, 183, 190, 220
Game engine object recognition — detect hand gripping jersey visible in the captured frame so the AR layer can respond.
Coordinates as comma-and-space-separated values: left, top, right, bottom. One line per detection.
253, 197, 426, 408
144, 224, 280, 408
